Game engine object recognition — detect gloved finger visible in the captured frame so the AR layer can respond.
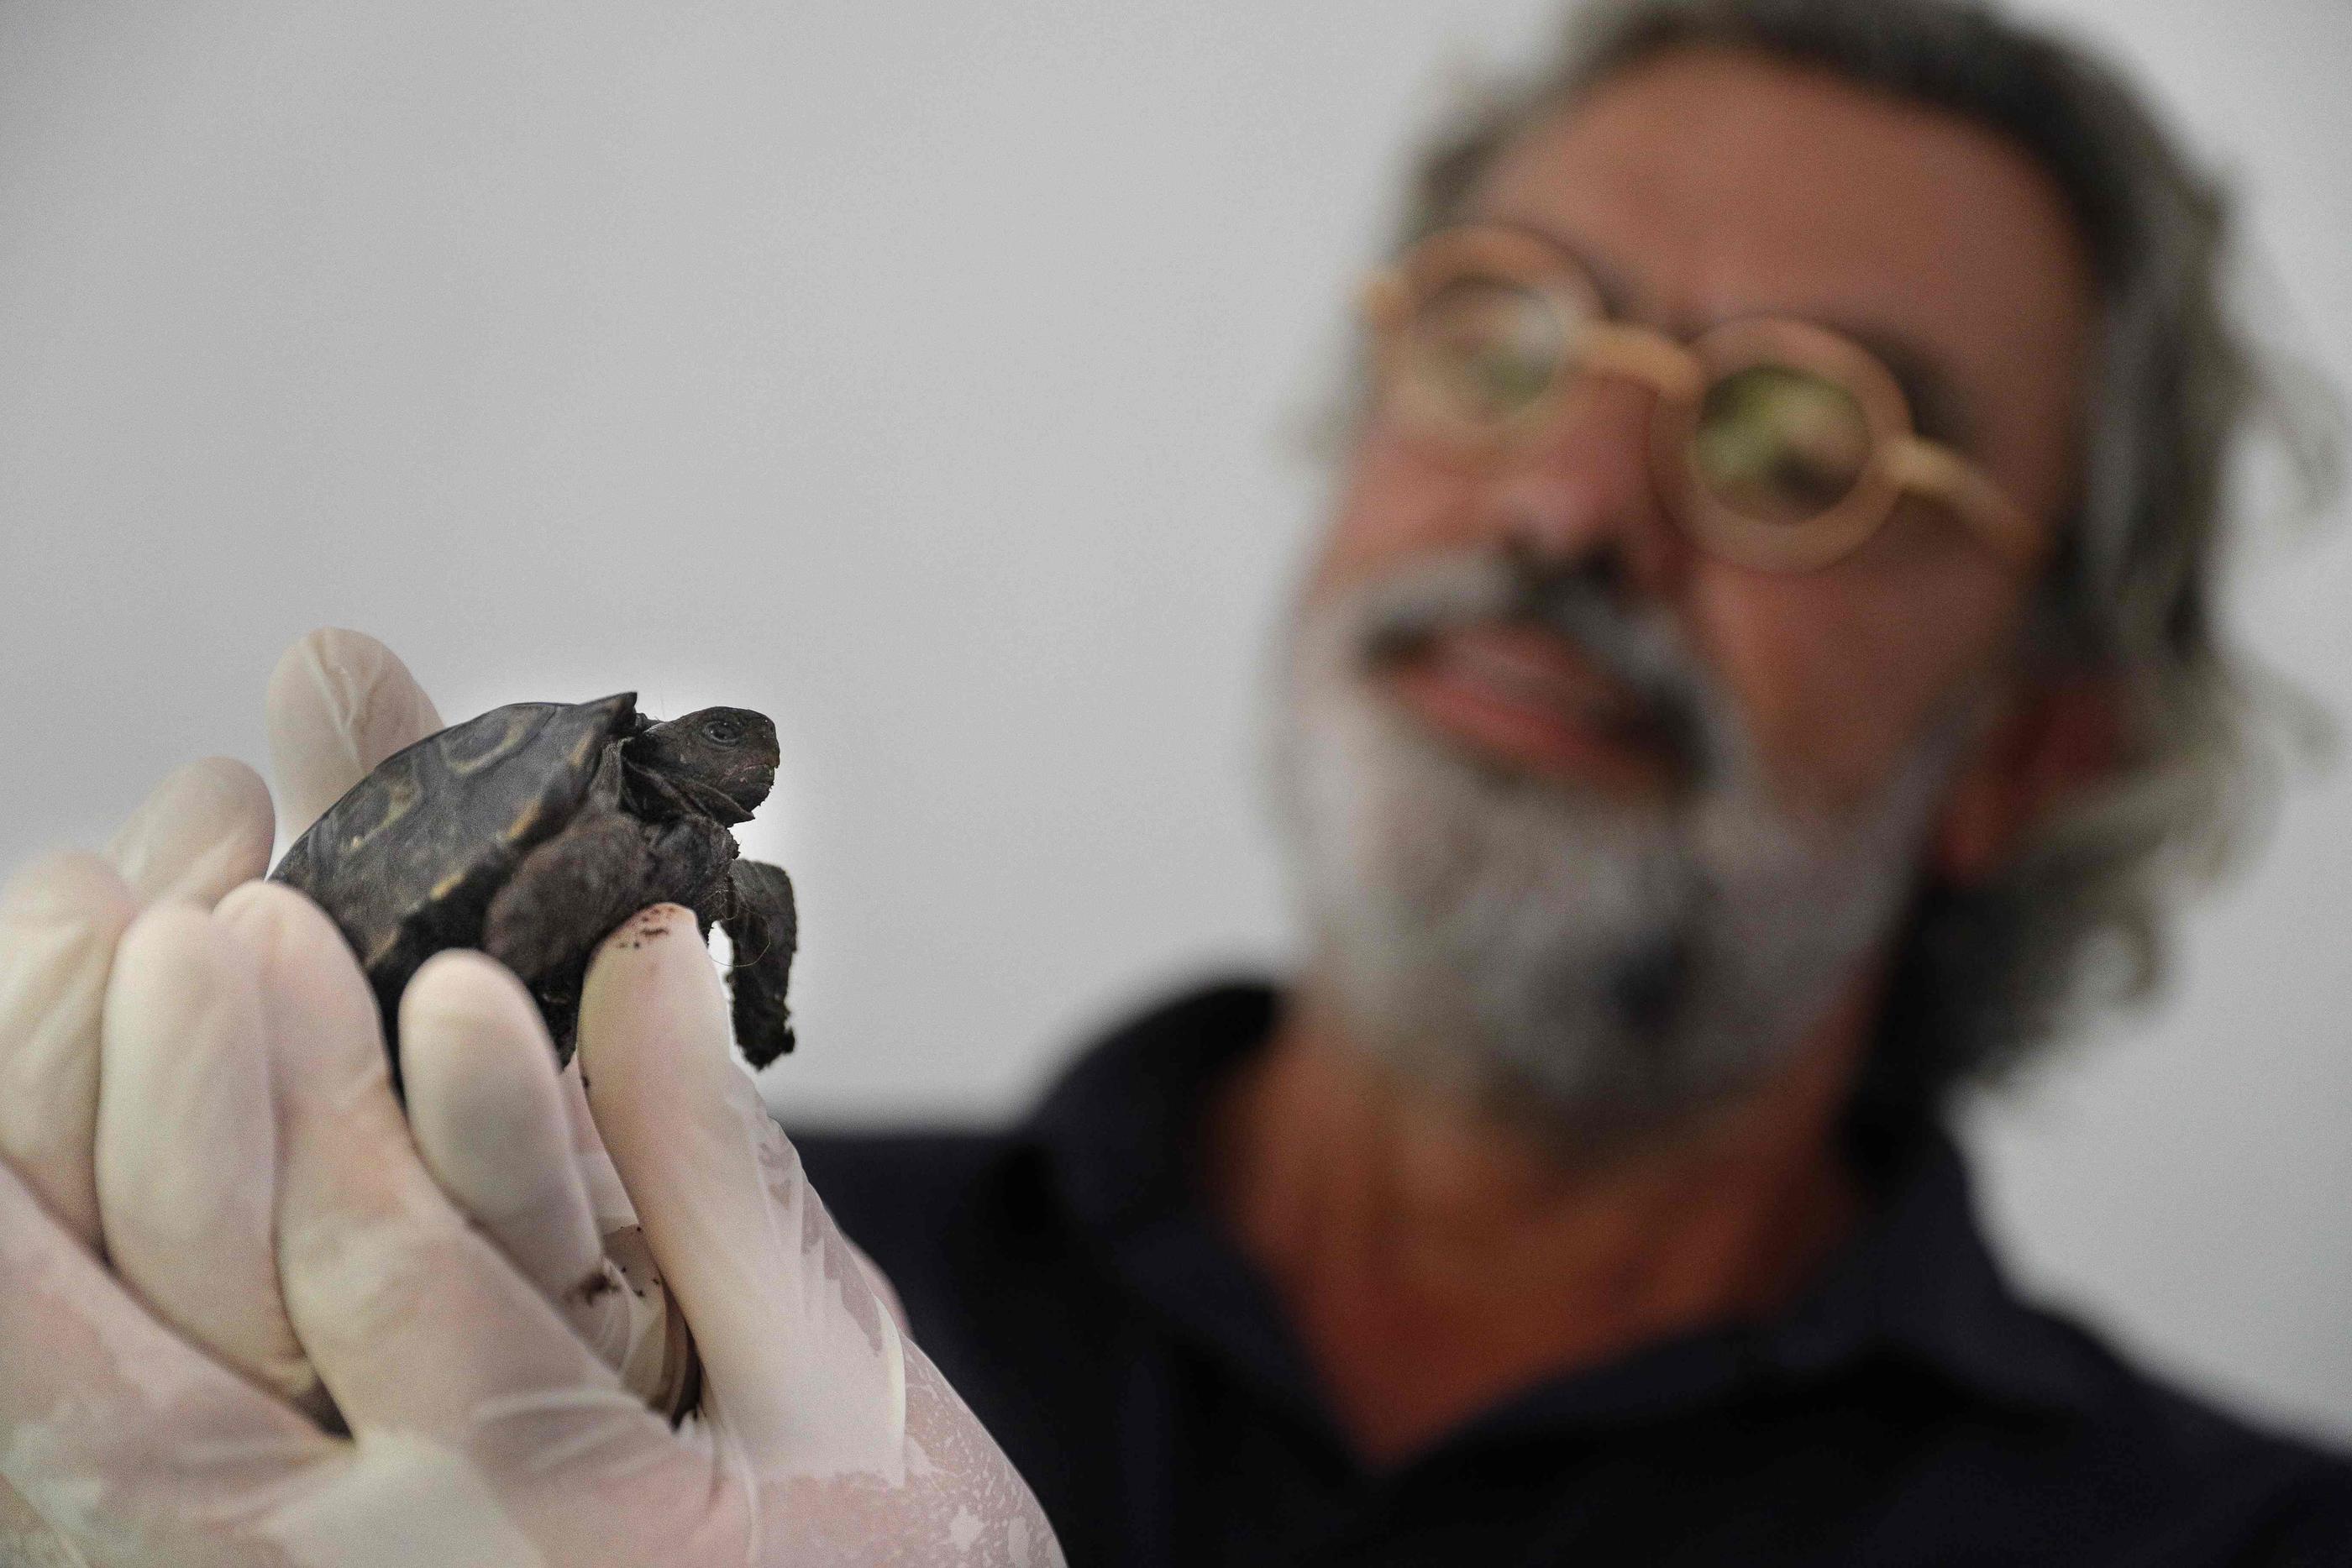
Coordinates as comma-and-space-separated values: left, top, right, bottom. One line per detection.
544, 1055, 699, 1404
402, 952, 680, 1401
101, 756, 274, 910
401, 952, 604, 1294
843, 1231, 914, 1340
580, 905, 907, 1477
265, 628, 443, 837
558, 1060, 640, 1235
0, 1149, 332, 1557
545, 1056, 698, 1413
219, 883, 648, 1447
96, 900, 318, 1412
0, 1476, 87, 1568
0, 852, 137, 1249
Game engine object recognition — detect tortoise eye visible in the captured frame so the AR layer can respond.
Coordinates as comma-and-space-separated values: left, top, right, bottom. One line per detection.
701, 716, 743, 747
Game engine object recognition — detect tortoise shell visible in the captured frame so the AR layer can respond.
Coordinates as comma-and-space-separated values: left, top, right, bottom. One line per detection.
273, 693, 645, 1055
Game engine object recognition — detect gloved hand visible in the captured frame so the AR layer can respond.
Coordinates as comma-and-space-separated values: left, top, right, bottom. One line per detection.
0, 738, 287, 1568
0, 631, 1063, 1565
268, 631, 919, 1410
0, 741, 309, 1405
0, 629, 722, 1420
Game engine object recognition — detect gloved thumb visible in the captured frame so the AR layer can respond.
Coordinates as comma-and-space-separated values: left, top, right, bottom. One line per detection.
265, 628, 444, 838
577, 905, 907, 1481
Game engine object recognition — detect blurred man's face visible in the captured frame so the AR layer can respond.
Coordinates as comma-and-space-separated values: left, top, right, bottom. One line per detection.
1273, 47, 2096, 1141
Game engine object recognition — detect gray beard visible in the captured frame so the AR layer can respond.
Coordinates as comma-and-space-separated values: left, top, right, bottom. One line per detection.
1265, 551, 1977, 1151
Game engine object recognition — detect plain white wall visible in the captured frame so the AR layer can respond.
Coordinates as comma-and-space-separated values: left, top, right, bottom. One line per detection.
3, 0, 2346, 1445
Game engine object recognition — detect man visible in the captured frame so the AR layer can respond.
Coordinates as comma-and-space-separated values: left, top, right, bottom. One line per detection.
0, 0, 2344, 1563
784, 0, 2352, 1560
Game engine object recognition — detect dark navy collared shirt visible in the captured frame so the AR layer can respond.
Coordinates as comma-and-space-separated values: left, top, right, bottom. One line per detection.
793, 982, 2352, 1566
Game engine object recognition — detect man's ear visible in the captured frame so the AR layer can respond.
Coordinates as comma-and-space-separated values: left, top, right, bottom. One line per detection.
1931, 671, 2126, 885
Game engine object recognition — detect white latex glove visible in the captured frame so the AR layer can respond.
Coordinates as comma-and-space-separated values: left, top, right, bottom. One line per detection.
0, 632, 446, 1427
0, 645, 414, 1559
0, 883, 1062, 1564
0, 749, 286, 1567
269, 629, 887, 1407
0, 628, 1062, 1563
0, 627, 822, 1419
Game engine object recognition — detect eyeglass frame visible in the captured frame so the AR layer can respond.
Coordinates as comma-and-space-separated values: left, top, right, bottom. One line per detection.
1357, 223, 2047, 575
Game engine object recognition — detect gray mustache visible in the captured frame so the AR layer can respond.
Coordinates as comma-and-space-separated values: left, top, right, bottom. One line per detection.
1353, 550, 1723, 783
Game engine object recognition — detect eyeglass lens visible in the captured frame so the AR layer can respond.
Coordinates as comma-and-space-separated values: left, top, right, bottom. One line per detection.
1396, 278, 1565, 427
1394, 276, 1877, 531
1691, 365, 1872, 527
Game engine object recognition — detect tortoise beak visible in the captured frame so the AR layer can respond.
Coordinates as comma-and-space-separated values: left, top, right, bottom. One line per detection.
727, 765, 776, 815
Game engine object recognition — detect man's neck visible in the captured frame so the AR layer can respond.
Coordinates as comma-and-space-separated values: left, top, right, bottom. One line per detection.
1202, 981, 1877, 1467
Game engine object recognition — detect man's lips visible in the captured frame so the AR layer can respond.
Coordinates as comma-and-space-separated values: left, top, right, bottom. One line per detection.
1378, 622, 1687, 796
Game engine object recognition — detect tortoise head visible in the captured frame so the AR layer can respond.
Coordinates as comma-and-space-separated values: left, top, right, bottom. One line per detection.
625, 706, 780, 819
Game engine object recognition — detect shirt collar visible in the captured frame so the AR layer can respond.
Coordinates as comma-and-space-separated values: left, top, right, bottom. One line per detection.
1022, 978, 2108, 1439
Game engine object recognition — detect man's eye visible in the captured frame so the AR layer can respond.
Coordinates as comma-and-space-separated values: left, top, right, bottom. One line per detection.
1693, 364, 1872, 523
1407, 281, 1563, 423
1455, 342, 1553, 412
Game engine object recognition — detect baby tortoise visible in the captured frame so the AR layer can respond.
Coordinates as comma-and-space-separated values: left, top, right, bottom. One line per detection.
272, 694, 796, 1084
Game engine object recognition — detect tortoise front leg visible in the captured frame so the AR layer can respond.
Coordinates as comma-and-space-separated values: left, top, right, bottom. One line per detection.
721, 858, 798, 1068
481, 810, 736, 1062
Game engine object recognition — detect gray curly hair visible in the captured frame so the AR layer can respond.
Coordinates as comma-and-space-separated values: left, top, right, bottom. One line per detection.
1349, 0, 2335, 1118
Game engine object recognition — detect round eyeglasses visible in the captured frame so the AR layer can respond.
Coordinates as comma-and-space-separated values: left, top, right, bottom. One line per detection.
1359, 224, 2045, 574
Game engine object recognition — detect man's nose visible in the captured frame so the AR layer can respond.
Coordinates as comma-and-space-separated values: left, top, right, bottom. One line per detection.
1478, 373, 1688, 596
